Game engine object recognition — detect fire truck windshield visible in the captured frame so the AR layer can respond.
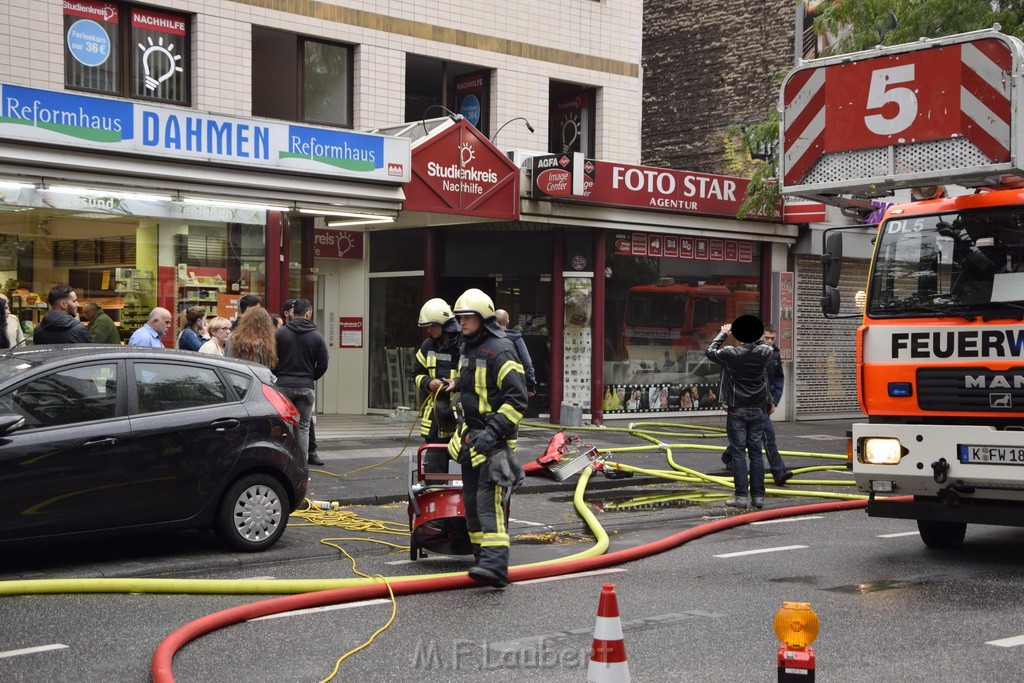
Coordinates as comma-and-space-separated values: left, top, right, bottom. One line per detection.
869, 207, 1024, 318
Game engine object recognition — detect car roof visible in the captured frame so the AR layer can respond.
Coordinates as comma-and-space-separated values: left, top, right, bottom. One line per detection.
0, 345, 274, 380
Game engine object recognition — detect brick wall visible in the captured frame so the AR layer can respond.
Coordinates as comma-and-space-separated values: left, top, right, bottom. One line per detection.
643, 0, 797, 173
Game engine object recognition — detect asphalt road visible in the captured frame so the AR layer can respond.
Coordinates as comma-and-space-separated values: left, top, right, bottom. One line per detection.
5, 418, 1023, 681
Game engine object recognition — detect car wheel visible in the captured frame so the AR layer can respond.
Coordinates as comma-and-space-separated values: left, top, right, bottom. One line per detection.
215, 474, 289, 552
917, 519, 967, 549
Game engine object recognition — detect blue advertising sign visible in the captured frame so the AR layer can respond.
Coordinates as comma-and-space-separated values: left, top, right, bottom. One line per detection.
0, 83, 409, 183
66, 19, 111, 67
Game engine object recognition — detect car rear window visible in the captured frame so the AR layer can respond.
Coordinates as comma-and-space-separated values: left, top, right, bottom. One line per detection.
225, 371, 253, 400
134, 362, 228, 414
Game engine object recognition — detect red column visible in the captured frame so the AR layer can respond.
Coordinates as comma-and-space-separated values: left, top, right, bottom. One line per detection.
265, 211, 284, 314
549, 228, 564, 424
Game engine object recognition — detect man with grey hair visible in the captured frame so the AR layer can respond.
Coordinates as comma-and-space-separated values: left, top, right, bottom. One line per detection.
494, 309, 537, 398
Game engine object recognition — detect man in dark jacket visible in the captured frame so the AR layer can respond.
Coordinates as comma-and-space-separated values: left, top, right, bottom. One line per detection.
33, 284, 93, 345
495, 309, 537, 397
706, 315, 772, 510
761, 323, 793, 486
274, 298, 329, 465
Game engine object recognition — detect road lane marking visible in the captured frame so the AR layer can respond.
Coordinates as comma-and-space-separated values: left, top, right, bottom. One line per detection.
0, 644, 69, 659
386, 556, 457, 565
752, 516, 824, 525
877, 531, 919, 538
515, 568, 626, 585
715, 545, 808, 558
249, 599, 391, 621
509, 518, 549, 527
987, 635, 1024, 647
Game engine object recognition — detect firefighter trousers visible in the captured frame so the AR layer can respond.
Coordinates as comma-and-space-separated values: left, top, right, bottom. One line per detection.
461, 458, 510, 580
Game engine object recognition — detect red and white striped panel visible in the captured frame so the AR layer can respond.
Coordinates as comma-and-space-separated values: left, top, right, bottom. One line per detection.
782, 66, 826, 188
961, 39, 1012, 164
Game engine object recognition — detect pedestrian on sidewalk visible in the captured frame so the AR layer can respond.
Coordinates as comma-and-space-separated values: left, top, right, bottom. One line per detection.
276, 298, 329, 466
706, 315, 773, 510
495, 309, 537, 398
282, 299, 320, 465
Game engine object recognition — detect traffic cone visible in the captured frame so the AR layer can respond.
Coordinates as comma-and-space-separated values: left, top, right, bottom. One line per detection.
586, 583, 630, 683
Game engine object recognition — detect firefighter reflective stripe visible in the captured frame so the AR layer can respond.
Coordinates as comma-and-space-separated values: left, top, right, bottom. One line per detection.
497, 403, 523, 425
480, 486, 509, 547
448, 423, 467, 459
469, 530, 483, 545
497, 359, 524, 387
470, 447, 486, 467
475, 361, 489, 415
419, 394, 436, 436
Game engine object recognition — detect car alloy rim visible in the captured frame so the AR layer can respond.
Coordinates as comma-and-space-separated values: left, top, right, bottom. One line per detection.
233, 484, 283, 541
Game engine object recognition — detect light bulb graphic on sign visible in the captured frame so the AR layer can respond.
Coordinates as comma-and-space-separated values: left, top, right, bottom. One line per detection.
138, 36, 183, 91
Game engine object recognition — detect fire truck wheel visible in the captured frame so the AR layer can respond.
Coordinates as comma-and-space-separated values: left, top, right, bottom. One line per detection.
917, 519, 967, 549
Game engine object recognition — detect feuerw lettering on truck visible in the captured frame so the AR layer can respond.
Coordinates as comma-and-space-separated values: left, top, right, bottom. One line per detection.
863, 326, 1024, 363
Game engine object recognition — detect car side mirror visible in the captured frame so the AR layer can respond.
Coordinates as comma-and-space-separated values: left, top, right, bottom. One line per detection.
0, 413, 25, 435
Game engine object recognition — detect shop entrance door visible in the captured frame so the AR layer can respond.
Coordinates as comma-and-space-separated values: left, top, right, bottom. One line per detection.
367, 274, 423, 412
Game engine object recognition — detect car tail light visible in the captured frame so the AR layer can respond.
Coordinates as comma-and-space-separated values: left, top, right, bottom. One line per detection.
262, 384, 299, 427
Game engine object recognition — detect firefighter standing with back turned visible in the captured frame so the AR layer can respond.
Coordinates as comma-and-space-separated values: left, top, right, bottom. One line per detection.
412, 298, 461, 473
444, 288, 527, 588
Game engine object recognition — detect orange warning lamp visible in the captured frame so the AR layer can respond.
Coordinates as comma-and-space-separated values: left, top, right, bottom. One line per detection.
774, 602, 818, 682
774, 601, 819, 648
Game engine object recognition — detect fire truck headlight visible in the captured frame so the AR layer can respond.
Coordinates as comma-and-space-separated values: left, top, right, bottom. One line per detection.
862, 438, 903, 465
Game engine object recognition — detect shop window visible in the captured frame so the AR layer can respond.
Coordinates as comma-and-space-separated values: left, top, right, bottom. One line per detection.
549, 83, 596, 157
603, 235, 761, 415
252, 27, 353, 128
405, 55, 491, 135
63, 1, 190, 105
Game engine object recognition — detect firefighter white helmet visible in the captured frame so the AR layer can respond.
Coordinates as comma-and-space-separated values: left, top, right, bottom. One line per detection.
418, 298, 454, 327
453, 288, 496, 319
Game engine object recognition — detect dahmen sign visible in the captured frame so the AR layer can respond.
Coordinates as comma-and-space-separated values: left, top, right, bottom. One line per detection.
403, 118, 519, 220
533, 158, 752, 219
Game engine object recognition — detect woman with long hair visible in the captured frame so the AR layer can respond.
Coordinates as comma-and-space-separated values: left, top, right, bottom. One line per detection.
225, 306, 277, 369
198, 316, 231, 356
177, 306, 207, 351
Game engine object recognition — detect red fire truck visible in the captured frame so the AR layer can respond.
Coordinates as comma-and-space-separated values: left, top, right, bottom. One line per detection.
621, 278, 759, 366
781, 29, 1024, 548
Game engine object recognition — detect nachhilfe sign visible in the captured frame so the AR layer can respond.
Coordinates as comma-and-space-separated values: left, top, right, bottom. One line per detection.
0, 83, 410, 183
532, 157, 751, 219
403, 118, 519, 220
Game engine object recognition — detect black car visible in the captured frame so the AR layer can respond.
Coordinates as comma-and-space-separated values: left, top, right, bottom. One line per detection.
0, 345, 307, 552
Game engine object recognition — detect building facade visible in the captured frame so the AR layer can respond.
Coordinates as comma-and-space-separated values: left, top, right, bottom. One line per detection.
1, 0, 805, 420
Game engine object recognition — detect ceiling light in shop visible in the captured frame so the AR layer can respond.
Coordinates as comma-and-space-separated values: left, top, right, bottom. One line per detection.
0, 179, 36, 190
326, 216, 395, 227
44, 185, 173, 202
179, 196, 290, 212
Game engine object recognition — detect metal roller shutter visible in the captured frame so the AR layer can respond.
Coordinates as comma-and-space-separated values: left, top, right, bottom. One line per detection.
793, 255, 868, 418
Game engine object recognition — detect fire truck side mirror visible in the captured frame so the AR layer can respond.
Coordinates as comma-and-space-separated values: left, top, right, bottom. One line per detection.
822, 232, 844, 288
821, 287, 841, 316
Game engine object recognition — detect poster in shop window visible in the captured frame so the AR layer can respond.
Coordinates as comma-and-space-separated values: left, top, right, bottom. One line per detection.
562, 277, 592, 410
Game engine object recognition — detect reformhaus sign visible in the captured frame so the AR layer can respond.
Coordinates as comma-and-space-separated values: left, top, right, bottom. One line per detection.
0, 83, 409, 182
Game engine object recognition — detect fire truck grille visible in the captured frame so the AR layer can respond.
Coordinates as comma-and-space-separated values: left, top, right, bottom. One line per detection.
917, 367, 1024, 412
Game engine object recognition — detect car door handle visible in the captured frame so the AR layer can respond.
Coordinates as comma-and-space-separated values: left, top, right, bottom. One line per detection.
211, 418, 241, 432
84, 437, 117, 447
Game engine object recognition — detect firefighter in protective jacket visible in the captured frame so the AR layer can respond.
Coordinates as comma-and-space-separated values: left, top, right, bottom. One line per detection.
444, 288, 527, 587
412, 298, 461, 472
